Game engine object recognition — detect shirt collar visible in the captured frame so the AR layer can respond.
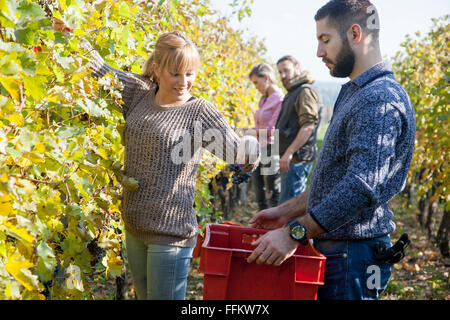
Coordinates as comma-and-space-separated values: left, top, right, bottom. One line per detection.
350, 61, 394, 89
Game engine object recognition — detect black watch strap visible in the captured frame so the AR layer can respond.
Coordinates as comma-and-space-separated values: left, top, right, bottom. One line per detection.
287, 219, 309, 245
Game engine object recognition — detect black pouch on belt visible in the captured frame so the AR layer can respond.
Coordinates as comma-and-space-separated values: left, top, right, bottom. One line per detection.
373, 233, 411, 264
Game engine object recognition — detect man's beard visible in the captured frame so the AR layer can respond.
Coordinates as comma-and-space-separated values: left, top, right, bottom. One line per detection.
325, 37, 355, 78
282, 77, 290, 88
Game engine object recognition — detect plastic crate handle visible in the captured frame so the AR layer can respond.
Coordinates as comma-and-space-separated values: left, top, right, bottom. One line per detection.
241, 233, 261, 244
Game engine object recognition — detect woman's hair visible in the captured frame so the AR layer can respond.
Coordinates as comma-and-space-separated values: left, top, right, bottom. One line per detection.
142, 31, 201, 83
248, 62, 278, 85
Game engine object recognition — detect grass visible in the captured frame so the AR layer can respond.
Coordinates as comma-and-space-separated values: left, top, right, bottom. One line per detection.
380, 197, 449, 300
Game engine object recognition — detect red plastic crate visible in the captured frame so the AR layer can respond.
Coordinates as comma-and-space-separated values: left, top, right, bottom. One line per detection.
193, 221, 239, 259
199, 223, 326, 300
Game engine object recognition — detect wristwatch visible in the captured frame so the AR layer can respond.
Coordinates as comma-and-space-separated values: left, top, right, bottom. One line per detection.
286, 219, 309, 245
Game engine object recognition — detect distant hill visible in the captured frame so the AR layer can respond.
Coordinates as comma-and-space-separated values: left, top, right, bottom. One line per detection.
314, 81, 342, 108
313, 81, 342, 128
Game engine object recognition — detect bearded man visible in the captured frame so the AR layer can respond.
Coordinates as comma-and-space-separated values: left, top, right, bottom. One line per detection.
247, 0, 416, 300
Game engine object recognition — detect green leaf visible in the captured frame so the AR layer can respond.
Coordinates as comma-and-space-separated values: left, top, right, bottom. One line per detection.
22, 74, 45, 100
122, 176, 139, 191
4, 0, 18, 20
0, 60, 20, 75
54, 32, 68, 45
56, 126, 85, 139
79, 99, 111, 118
14, 28, 35, 45
118, 2, 131, 18
18, 52, 37, 76
0, 41, 26, 53
18, 128, 39, 152
67, 204, 86, 221
36, 242, 57, 282
55, 54, 75, 70
17, 1, 45, 20
6, 146, 22, 158
51, 63, 65, 83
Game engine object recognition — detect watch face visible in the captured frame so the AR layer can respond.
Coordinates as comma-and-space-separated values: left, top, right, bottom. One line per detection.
291, 225, 306, 240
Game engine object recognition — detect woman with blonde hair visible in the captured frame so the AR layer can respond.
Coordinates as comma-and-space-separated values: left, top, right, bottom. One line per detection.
249, 62, 283, 211
77, 30, 259, 300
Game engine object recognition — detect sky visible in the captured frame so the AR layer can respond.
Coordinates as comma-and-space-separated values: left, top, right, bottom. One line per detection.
209, 0, 450, 83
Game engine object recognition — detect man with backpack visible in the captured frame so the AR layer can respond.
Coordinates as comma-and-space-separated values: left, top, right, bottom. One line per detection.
275, 56, 320, 205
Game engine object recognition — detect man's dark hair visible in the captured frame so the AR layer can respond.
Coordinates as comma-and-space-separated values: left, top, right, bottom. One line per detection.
315, 0, 380, 42
276, 55, 300, 67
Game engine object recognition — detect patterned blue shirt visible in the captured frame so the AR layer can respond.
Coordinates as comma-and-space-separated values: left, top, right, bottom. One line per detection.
307, 62, 416, 240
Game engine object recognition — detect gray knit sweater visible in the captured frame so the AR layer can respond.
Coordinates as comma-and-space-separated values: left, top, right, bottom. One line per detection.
86, 47, 259, 247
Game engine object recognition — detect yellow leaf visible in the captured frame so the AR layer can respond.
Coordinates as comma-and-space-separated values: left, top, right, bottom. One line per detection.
5, 281, 21, 299
23, 152, 45, 163
96, 147, 108, 160
58, 0, 67, 11
102, 251, 123, 278
34, 142, 46, 154
22, 291, 46, 300
70, 69, 90, 84
5, 254, 36, 291
0, 76, 21, 101
0, 0, 10, 15
36, 62, 52, 76
0, 192, 13, 216
5, 114, 24, 126
16, 157, 32, 168
3, 221, 34, 243
0, 172, 8, 182
22, 75, 45, 101
46, 94, 59, 103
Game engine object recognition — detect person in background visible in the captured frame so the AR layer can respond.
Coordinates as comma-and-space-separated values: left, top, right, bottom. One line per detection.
275, 56, 320, 205
248, 63, 283, 210
247, 0, 416, 300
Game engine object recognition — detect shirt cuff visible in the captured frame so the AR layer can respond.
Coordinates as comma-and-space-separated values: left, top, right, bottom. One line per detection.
308, 209, 330, 234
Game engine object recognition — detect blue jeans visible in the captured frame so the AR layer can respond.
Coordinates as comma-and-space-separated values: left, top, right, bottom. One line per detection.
314, 235, 393, 300
278, 161, 313, 205
125, 231, 194, 300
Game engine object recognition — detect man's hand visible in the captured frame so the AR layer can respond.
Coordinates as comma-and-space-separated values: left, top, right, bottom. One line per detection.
249, 207, 288, 230
247, 227, 298, 266
280, 151, 293, 173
